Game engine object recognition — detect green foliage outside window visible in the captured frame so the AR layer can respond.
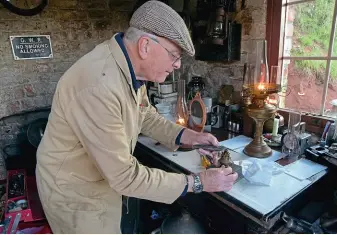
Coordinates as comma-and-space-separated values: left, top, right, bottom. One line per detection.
291, 0, 336, 81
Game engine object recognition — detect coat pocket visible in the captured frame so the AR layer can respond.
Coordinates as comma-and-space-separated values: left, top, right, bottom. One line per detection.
49, 187, 104, 212
67, 172, 111, 199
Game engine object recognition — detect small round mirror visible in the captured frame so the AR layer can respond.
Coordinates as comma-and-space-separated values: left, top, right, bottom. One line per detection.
188, 92, 206, 132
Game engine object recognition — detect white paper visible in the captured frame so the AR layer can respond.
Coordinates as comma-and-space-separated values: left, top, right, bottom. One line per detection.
219, 135, 253, 150
237, 159, 284, 186
283, 158, 327, 180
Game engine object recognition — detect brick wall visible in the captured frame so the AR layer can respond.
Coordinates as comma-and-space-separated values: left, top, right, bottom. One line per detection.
0, 0, 134, 119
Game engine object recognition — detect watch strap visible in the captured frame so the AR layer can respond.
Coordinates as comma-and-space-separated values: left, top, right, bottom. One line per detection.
180, 174, 189, 197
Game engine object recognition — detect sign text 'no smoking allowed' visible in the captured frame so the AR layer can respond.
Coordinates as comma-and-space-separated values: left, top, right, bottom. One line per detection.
10, 35, 53, 60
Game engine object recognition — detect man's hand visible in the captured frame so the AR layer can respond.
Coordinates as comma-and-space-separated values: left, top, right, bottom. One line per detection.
180, 129, 219, 155
186, 166, 237, 193
200, 166, 238, 192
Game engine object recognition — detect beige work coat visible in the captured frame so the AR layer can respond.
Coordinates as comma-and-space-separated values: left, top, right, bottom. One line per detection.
35, 34, 186, 234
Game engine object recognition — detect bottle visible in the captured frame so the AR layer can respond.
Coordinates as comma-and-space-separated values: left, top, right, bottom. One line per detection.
175, 79, 189, 127
223, 100, 231, 131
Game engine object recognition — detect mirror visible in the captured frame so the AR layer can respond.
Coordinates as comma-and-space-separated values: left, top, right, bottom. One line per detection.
188, 92, 206, 132
191, 102, 203, 124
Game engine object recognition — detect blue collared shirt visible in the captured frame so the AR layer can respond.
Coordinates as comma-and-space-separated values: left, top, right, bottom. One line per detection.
115, 33, 144, 91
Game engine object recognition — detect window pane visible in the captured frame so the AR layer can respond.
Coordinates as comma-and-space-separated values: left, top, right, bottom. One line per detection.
324, 61, 337, 117
284, 0, 334, 57
332, 6, 337, 56
279, 59, 327, 114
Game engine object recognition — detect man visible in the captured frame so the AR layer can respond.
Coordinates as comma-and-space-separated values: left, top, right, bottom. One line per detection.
36, 1, 238, 233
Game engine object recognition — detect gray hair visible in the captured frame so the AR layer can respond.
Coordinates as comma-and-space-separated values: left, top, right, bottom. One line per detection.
124, 27, 156, 43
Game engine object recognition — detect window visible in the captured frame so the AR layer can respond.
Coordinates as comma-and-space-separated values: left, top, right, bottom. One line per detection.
268, 0, 337, 118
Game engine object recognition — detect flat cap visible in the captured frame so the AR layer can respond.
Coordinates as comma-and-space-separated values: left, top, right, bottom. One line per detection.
130, 0, 195, 56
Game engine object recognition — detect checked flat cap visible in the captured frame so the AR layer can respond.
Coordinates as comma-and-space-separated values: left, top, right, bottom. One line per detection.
130, 0, 195, 56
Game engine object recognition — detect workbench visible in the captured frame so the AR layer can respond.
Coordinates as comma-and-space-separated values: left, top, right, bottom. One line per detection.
134, 131, 329, 233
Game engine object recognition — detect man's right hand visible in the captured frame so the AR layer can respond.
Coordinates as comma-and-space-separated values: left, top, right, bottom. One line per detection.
199, 166, 238, 192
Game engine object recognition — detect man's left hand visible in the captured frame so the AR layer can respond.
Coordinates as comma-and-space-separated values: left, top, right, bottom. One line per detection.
180, 129, 219, 155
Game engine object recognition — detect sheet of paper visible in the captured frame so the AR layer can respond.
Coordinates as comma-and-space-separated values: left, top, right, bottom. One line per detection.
283, 158, 327, 180
219, 135, 253, 150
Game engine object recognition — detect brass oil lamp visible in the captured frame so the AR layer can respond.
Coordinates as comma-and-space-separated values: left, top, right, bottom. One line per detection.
242, 40, 281, 158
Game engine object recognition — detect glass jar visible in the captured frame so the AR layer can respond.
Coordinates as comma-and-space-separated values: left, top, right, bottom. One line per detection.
175, 80, 189, 127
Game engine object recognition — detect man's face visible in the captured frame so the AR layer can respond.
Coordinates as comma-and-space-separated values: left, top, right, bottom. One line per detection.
140, 36, 182, 83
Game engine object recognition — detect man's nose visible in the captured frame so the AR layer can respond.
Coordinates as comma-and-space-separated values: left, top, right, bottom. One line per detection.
173, 59, 181, 69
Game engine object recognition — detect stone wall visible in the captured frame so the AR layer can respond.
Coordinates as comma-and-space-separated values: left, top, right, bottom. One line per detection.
0, 0, 134, 119
0, 0, 267, 119
178, 0, 267, 100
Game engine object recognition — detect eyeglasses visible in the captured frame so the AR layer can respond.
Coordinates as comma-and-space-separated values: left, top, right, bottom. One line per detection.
149, 37, 182, 65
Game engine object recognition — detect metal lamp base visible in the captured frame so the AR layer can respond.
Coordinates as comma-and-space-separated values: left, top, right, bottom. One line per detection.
243, 139, 272, 158
244, 102, 276, 158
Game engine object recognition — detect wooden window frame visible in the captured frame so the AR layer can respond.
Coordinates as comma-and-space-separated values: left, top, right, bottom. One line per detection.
243, 0, 334, 137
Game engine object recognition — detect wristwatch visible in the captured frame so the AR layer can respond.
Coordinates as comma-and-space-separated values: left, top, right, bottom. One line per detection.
192, 174, 203, 194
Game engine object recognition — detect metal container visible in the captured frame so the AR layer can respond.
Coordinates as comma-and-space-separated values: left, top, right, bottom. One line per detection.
151, 211, 206, 234
158, 82, 173, 94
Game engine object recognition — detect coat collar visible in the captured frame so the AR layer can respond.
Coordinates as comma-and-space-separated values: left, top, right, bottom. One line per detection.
108, 33, 144, 103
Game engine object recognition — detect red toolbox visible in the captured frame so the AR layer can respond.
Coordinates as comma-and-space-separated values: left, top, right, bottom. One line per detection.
2, 169, 50, 234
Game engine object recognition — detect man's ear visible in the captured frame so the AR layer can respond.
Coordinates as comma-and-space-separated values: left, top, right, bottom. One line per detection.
138, 37, 150, 59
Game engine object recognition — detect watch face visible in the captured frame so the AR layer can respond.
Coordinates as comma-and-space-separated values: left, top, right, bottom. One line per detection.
194, 184, 203, 193
192, 175, 203, 193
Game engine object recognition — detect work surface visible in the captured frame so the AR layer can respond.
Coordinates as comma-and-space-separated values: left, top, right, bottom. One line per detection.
137, 134, 328, 220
